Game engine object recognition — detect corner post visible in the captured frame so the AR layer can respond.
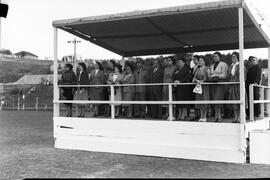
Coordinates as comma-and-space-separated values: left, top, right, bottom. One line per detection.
266, 47, 270, 116
168, 84, 173, 121
238, 6, 246, 158
53, 27, 59, 118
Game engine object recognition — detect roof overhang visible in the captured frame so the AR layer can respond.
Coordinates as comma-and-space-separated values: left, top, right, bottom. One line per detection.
53, 0, 270, 57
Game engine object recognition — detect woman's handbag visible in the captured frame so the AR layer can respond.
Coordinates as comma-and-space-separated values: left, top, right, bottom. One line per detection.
193, 83, 202, 94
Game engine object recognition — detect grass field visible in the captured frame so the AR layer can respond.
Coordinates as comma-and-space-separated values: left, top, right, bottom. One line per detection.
1, 110, 270, 179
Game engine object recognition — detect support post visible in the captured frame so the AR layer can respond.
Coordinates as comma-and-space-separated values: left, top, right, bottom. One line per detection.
110, 85, 115, 119
260, 87, 265, 118
53, 27, 59, 118
35, 96, 39, 112
17, 96, 20, 111
74, 38, 77, 73
168, 84, 173, 121
266, 47, 270, 116
238, 7, 246, 156
249, 84, 254, 121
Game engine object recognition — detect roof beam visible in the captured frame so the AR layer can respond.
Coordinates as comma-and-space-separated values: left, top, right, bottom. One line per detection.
93, 24, 254, 39
124, 41, 269, 56
242, 2, 270, 45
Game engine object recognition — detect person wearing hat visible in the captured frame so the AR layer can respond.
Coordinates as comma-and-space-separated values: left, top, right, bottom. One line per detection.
122, 62, 136, 118
103, 59, 116, 117
107, 62, 124, 117
149, 59, 164, 119
162, 56, 177, 120
134, 58, 148, 118
89, 61, 105, 117
60, 63, 76, 117
74, 62, 89, 117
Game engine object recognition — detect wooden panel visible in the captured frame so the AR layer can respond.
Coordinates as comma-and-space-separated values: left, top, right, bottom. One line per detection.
55, 128, 240, 149
55, 136, 245, 163
54, 117, 241, 136
54, 117, 245, 163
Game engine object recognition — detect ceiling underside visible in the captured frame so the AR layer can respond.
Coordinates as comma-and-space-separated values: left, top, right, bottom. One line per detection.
53, 0, 270, 56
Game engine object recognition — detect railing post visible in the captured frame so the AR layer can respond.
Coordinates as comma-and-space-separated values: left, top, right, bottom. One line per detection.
260, 87, 264, 119
35, 96, 39, 112
266, 88, 270, 116
249, 84, 254, 121
267, 46, 270, 117
0, 96, 3, 110
17, 96, 20, 111
53, 27, 59, 118
168, 83, 174, 121
110, 85, 115, 119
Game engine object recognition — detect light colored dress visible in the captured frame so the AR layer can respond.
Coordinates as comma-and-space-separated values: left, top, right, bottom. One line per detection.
193, 65, 210, 109
108, 73, 124, 106
228, 62, 240, 110
163, 65, 177, 101
210, 61, 228, 108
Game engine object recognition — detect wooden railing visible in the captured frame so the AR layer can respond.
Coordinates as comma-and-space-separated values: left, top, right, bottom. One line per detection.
56, 82, 242, 121
249, 84, 270, 121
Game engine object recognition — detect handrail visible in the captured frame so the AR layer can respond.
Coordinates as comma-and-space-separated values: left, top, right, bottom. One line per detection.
55, 100, 242, 105
58, 82, 240, 88
252, 84, 270, 89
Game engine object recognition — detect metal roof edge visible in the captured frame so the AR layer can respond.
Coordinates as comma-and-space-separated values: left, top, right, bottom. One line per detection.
52, 0, 243, 27
242, 0, 270, 45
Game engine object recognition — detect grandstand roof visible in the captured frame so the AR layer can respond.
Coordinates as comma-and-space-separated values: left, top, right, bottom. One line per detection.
53, 0, 270, 57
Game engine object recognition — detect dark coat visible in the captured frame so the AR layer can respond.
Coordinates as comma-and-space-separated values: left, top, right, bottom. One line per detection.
173, 65, 192, 101
246, 64, 262, 85
76, 70, 89, 90
89, 69, 105, 100
135, 67, 148, 93
149, 67, 164, 96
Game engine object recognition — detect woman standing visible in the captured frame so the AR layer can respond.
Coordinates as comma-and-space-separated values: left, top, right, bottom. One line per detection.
209, 52, 228, 122
162, 56, 177, 120
60, 63, 76, 117
75, 62, 89, 117
89, 62, 105, 117
107, 63, 124, 117
122, 62, 136, 118
193, 56, 210, 122
228, 52, 241, 123
173, 58, 192, 120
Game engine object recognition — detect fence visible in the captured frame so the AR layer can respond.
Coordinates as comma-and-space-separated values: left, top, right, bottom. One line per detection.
0, 84, 53, 111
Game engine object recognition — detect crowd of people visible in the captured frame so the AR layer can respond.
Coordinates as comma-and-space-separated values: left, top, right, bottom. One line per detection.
59, 51, 262, 123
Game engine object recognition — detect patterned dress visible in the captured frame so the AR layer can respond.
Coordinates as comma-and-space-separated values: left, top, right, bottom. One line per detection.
228, 63, 240, 110
163, 65, 177, 101
193, 65, 210, 109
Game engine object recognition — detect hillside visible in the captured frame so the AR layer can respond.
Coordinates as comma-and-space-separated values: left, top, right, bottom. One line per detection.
0, 57, 53, 83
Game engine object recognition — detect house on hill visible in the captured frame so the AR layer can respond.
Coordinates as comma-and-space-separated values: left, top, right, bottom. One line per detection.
14, 51, 38, 59
0, 49, 13, 58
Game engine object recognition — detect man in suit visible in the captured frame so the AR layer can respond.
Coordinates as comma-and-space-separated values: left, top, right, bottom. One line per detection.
149, 59, 164, 119
134, 58, 148, 118
246, 56, 262, 118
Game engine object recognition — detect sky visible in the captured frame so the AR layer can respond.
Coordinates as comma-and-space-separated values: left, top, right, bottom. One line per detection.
1, 0, 270, 60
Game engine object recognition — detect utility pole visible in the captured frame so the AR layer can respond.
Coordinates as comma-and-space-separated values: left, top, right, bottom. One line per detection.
0, 0, 2, 50
67, 38, 81, 73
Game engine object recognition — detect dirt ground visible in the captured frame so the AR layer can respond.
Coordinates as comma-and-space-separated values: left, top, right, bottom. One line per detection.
1, 110, 270, 179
